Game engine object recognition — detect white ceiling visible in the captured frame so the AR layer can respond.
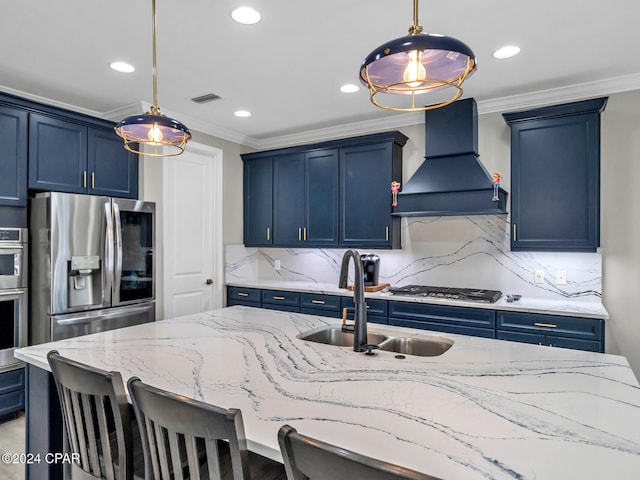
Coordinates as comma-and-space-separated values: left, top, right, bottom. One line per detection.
1, 0, 639, 149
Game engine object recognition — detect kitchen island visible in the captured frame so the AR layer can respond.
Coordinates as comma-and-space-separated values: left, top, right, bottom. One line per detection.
16, 306, 640, 479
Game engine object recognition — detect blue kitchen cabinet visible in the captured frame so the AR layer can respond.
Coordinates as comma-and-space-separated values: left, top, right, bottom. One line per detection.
496, 310, 604, 352
388, 301, 496, 338
29, 113, 138, 198
243, 157, 274, 246
0, 368, 25, 419
29, 113, 87, 194
242, 131, 405, 249
340, 135, 405, 249
271, 149, 339, 247
88, 128, 138, 199
261, 289, 300, 312
0, 105, 28, 207
503, 98, 607, 252
226, 286, 262, 307
300, 292, 342, 317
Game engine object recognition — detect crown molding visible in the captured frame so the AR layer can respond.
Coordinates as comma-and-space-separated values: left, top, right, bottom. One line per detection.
4, 72, 640, 150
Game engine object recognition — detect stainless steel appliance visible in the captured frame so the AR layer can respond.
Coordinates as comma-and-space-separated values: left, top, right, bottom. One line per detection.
389, 285, 503, 303
30, 192, 156, 344
0, 227, 27, 372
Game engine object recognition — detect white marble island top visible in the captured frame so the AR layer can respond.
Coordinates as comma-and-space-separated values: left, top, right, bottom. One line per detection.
16, 306, 637, 479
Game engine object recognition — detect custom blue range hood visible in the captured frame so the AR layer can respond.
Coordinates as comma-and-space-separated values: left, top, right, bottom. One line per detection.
392, 98, 507, 217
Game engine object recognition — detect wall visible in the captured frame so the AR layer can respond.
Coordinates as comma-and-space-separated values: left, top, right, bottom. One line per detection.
600, 90, 640, 377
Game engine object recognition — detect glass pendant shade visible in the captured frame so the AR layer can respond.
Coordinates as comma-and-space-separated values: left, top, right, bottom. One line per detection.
115, 111, 191, 157
360, 0, 477, 111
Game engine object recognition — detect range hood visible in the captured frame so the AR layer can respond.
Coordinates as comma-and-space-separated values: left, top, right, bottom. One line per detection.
392, 98, 507, 217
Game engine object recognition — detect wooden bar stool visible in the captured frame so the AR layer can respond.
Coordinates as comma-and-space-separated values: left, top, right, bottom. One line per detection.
278, 424, 443, 480
47, 350, 144, 480
127, 376, 286, 480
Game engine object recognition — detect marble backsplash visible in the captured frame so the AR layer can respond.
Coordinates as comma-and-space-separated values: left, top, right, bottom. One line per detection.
226, 216, 602, 301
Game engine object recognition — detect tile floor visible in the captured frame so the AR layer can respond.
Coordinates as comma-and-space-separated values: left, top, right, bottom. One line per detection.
0, 412, 26, 480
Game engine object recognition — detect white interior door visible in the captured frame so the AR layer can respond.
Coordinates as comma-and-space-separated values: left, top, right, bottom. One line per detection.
163, 142, 223, 318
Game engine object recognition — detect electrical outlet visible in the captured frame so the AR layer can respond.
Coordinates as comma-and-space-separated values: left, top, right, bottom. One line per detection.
534, 269, 544, 284
274, 260, 281, 271
556, 270, 567, 285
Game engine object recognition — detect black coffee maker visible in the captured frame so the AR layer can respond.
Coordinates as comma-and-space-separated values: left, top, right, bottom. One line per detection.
360, 254, 380, 286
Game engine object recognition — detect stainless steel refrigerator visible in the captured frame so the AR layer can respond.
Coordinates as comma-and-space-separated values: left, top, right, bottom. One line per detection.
29, 192, 156, 344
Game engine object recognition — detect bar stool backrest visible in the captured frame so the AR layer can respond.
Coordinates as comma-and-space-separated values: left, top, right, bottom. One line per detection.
47, 350, 134, 480
278, 425, 443, 480
127, 376, 253, 480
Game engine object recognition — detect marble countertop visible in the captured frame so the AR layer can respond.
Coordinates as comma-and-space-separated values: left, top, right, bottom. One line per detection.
15, 306, 637, 479
227, 280, 610, 319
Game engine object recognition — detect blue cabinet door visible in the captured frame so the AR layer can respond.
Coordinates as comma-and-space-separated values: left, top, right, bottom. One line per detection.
305, 149, 339, 246
88, 128, 138, 199
243, 157, 273, 246
0, 105, 27, 206
29, 113, 87, 193
340, 142, 396, 248
274, 153, 305, 246
504, 98, 607, 252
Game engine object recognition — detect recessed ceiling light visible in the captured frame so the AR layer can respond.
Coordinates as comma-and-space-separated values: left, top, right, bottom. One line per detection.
109, 61, 135, 73
340, 84, 360, 94
492, 46, 521, 59
231, 7, 261, 25
234, 110, 252, 118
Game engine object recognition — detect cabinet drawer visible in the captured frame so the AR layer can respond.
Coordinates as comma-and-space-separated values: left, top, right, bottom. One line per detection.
497, 311, 603, 342
300, 294, 341, 311
390, 318, 495, 338
341, 297, 388, 317
0, 389, 25, 417
0, 368, 25, 395
262, 289, 300, 307
227, 287, 262, 304
389, 301, 495, 329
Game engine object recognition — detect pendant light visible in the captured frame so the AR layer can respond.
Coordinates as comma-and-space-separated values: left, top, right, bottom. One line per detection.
115, 0, 191, 157
359, 0, 477, 112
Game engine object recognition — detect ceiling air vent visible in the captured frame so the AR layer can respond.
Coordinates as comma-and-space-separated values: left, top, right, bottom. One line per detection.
190, 93, 221, 104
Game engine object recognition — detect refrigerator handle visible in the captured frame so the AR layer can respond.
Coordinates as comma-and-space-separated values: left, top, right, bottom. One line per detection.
104, 201, 114, 302
54, 304, 154, 326
113, 201, 123, 303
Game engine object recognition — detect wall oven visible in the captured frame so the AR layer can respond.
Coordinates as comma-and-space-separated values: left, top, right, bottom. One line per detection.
0, 228, 27, 372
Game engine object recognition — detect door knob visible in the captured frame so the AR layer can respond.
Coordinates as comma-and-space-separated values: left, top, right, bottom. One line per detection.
205, 279, 213, 285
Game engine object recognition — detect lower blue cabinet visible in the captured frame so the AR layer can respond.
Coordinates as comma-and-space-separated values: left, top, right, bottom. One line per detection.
496, 311, 604, 352
225, 286, 605, 352
0, 368, 25, 418
388, 301, 496, 338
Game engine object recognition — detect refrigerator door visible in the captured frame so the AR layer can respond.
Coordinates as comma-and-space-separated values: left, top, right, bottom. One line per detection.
50, 301, 155, 341
112, 199, 156, 306
47, 192, 112, 314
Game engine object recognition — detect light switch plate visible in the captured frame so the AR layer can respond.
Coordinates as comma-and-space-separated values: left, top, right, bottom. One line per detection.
534, 269, 544, 284
556, 270, 567, 285
274, 260, 281, 271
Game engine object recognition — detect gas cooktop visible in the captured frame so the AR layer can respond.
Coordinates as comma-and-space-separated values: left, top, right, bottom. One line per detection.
388, 285, 503, 303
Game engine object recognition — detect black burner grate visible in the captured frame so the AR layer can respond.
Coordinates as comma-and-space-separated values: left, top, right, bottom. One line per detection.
388, 285, 502, 303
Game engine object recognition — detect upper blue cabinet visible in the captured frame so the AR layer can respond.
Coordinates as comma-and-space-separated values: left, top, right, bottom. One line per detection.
0, 91, 138, 202
0, 104, 28, 206
503, 98, 607, 252
242, 131, 406, 249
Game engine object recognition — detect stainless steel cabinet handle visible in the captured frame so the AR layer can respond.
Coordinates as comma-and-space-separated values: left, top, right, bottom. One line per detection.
513, 223, 517, 241
534, 322, 557, 328
83, 171, 87, 188
237, 292, 249, 297
273, 296, 286, 300
91, 172, 95, 189
298, 228, 302, 241
311, 300, 325, 305
266, 227, 270, 241
303, 227, 307, 241
385, 226, 389, 241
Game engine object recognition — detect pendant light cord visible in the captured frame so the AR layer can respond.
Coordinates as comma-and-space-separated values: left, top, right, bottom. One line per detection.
409, 0, 423, 35
151, 0, 159, 114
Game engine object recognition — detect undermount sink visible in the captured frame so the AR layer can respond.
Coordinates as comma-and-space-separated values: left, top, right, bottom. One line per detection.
377, 336, 454, 357
297, 326, 388, 347
297, 326, 453, 357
